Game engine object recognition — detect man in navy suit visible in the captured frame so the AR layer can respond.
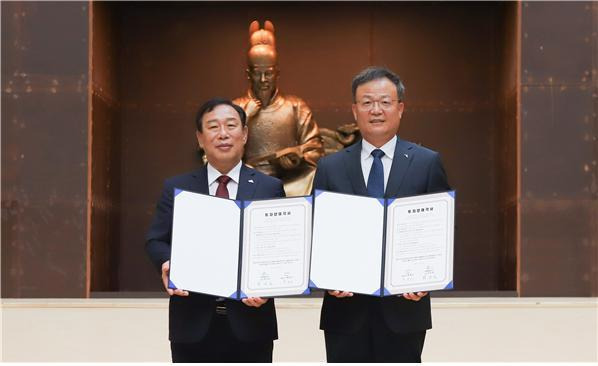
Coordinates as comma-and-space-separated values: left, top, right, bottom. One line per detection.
313, 66, 451, 362
146, 98, 285, 362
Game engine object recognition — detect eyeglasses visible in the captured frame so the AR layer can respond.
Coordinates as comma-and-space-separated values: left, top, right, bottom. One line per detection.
355, 98, 400, 111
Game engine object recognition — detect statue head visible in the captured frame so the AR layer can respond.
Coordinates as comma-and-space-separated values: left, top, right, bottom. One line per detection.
246, 20, 280, 105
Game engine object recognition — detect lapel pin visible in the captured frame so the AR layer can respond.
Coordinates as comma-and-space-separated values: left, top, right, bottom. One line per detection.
404, 154, 409, 158
248, 179, 254, 183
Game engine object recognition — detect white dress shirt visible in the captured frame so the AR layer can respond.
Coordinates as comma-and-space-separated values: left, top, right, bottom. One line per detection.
206, 160, 242, 199
361, 136, 397, 192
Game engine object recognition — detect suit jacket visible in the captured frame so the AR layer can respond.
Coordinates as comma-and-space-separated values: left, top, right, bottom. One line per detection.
145, 164, 286, 343
312, 137, 450, 335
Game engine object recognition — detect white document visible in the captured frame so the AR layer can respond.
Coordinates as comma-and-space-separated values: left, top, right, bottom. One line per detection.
384, 191, 455, 294
241, 197, 312, 298
169, 190, 241, 298
169, 190, 312, 299
310, 190, 454, 297
310, 191, 385, 296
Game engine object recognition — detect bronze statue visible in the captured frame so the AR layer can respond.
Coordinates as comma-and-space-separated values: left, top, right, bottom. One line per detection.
233, 20, 324, 196
320, 123, 361, 156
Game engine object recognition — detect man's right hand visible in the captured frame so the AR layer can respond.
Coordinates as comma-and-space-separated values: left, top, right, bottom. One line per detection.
328, 290, 353, 298
162, 261, 189, 297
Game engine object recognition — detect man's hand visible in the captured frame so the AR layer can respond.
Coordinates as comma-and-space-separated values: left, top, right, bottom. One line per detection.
242, 297, 268, 308
402, 292, 427, 301
161, 261, 189, 297
328, 290, 354, 298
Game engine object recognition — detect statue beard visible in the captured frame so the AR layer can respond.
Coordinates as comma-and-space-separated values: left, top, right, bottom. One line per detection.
253, 85, 275, 107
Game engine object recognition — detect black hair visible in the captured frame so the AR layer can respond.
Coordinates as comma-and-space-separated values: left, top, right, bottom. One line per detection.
351, 66, 405, 102
195, 98, 247, 132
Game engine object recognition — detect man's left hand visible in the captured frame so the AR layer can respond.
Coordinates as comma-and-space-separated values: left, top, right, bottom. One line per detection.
402, 292, 428, 301
242, 297, 268, 308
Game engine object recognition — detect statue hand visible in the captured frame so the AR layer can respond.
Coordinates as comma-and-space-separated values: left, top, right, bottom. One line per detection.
278, 152, 302, 169
245, 99, 262, 119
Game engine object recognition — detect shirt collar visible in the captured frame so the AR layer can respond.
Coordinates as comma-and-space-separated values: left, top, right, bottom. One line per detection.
361, 136, 397, 160
206, 160, 242, 186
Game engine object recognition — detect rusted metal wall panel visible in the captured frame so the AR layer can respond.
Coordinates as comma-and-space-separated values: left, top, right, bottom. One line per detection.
520, 1, 598, 296
593, 1, 598, 298
1, 2, 89, 297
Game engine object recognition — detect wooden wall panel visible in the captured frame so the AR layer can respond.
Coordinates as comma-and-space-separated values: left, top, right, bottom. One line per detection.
496, 2, 520, 291
89, 2, 122, 292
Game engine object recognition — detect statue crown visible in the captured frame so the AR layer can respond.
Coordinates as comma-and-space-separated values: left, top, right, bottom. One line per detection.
248, 20, 276, 49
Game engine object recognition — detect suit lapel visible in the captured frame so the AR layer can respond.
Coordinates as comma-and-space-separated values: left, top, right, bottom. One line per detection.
236, 164, 257, 200
343, 140, 368, 196
191, 165, 210, 195
385, 138, 415, 198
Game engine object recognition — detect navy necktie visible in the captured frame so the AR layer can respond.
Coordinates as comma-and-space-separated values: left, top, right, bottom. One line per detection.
367, 149, 385, 198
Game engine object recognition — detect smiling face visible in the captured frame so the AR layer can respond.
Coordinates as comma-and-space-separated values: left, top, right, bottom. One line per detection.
196, 104, 248, 174
352, 77, 405, 148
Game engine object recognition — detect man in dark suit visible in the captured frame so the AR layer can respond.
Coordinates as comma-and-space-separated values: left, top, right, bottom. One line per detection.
146, 98, 285, 362
313, 66, 451, 362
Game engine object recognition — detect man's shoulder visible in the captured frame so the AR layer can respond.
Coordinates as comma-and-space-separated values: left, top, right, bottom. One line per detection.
399, 139, 440, 160
163, 169, 203, 187
246, 165, 283, 186
317, 142, 356, 168
316, 138, 441, 168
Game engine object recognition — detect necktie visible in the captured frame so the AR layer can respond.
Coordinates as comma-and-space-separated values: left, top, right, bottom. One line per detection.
215, 175, 231, 198
367, 149, 385, 198
214, 175, 232, 305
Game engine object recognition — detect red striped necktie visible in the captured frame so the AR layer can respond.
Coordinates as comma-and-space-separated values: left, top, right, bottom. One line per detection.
215, 175, 231, 198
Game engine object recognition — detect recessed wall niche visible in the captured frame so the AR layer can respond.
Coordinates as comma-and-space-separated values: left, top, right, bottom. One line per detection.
89, 2, 518, 295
